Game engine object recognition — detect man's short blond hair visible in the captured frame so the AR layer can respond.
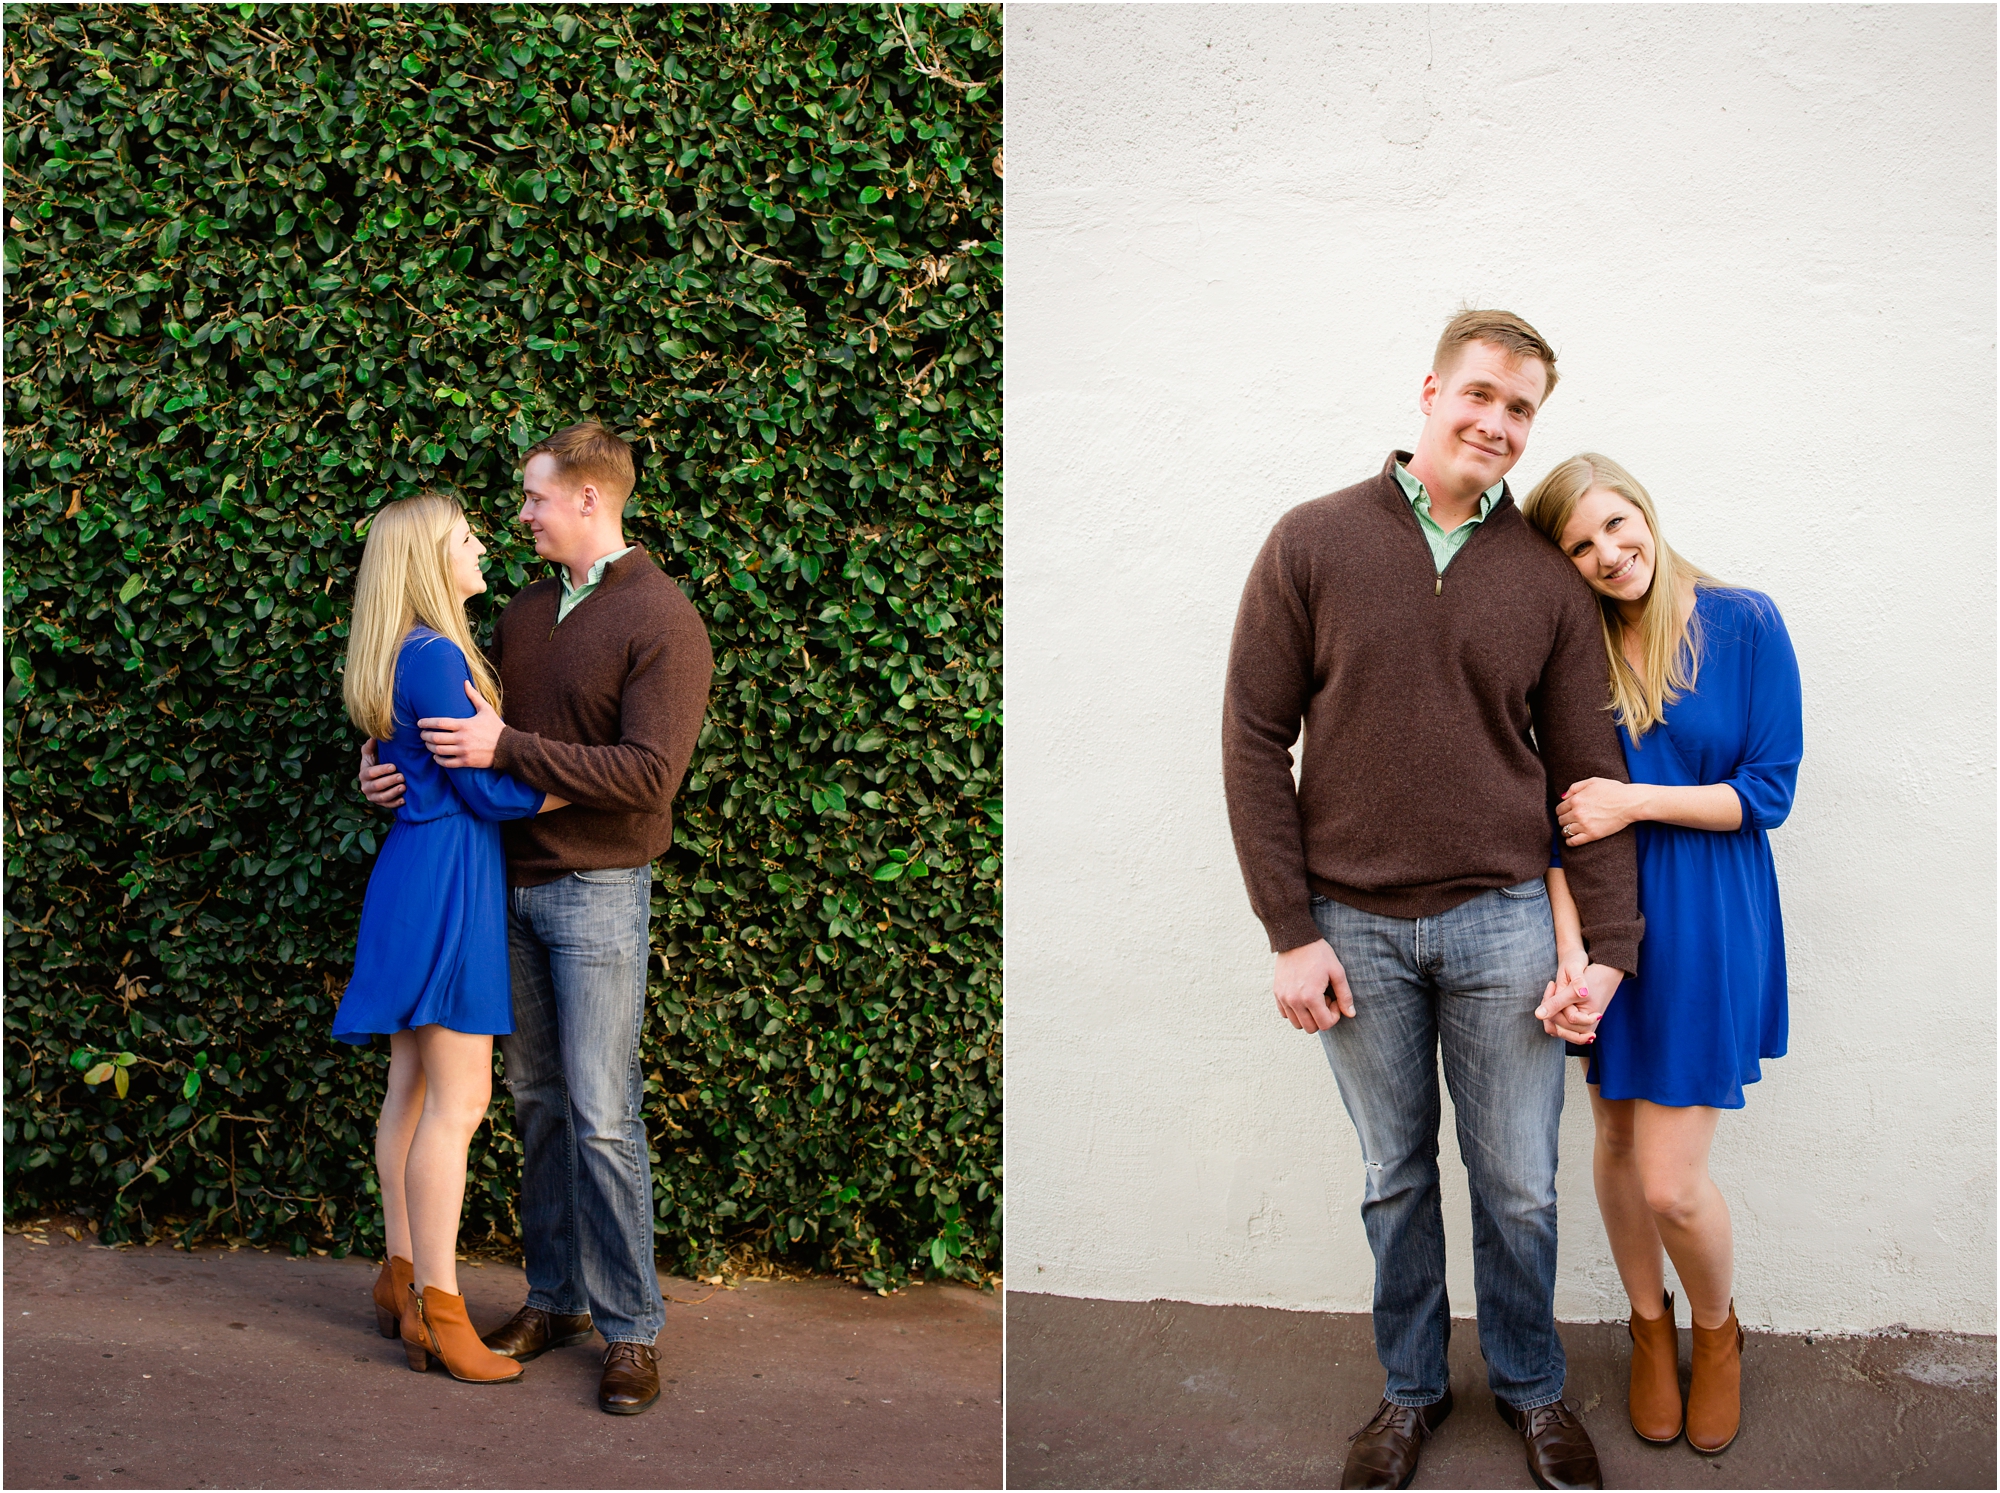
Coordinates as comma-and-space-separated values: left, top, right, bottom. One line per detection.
520, 421, 636, 505
1433, 309, 1559, 402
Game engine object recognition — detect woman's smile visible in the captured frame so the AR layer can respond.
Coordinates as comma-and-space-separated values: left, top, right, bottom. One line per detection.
1558, 486, 1657, 610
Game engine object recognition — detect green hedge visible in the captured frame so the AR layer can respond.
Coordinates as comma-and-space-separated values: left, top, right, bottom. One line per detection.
2, 2, 1001, 1289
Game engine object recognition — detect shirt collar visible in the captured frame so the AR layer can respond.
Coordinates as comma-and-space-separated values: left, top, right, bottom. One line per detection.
1393, 461, 1505, 521
560, 545, 634, 595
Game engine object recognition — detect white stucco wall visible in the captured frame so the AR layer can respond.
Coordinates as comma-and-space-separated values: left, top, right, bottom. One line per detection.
1007, 5, 1996, 1334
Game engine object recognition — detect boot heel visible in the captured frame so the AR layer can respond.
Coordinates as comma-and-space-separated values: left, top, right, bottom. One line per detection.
376, 1304, 400, 1339
404, 1339, 431, 1372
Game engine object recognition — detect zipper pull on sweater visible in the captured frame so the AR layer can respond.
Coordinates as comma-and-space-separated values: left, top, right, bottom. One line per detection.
1435, 575, 1442, 596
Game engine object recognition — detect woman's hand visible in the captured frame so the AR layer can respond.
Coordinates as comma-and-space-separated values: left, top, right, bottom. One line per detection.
1537, 959, 1597, 1043
1536, 962, 1624, 1042
1556, 777, 1642, 848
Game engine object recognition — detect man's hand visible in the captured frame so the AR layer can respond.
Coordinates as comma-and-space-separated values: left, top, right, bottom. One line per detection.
1556, 777, 1641, 848
1535, 962, 1624, 1043
358, 738, 406, 811
419, 680, 505, 769
1274, 938, 1356, 1033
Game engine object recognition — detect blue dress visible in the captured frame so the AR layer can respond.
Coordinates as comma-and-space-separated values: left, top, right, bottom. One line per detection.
1585, 587, 1804, 1109
331, 628, 546, 1044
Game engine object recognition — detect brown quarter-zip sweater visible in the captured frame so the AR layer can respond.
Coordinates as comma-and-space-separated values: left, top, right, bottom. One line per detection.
1222, 452, 1642, 972
488, 546, 714, 887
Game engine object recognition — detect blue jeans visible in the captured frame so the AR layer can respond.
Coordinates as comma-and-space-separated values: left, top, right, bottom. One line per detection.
1312, 880, 1567, 1411
499, 866, 663, 1347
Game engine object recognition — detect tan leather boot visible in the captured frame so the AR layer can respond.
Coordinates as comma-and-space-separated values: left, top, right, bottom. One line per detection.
403, 1284, 523, 1383
371, 1256, 414, 1339
1627, 1290, 1683, 1443
1686, 1301, 1743, 1453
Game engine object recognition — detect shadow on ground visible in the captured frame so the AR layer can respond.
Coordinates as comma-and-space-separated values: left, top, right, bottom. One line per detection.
3, 1228, 999, 1489
1005, 1292, 1994, 1490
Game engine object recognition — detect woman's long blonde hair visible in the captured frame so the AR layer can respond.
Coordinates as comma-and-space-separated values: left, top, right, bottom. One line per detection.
343, 492, 503, 742
1520, 453, 1717, 736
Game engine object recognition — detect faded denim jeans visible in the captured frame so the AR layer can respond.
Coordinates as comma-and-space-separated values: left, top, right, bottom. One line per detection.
1312, 879, 1567, 1411
499, 866, 663, 1347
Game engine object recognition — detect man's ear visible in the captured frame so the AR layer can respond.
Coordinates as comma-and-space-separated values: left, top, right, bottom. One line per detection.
577, 481, 600, 516
1418, 371, 1439, 416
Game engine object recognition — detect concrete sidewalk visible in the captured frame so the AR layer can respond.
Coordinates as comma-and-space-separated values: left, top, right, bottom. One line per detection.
3, 1226, 999, 1489
1006, 1292, 1995, 1490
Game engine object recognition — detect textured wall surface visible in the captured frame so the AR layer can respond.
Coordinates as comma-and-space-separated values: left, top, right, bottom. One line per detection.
1008, 4, 1995, 1333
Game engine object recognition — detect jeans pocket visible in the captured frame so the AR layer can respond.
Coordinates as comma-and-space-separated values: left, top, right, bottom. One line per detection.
1496, 877, 1548, 900
573, 866, 643, 885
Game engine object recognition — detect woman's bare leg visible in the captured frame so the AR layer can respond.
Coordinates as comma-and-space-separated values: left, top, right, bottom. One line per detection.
403, 1025, 495, 1298
1589, 1083, 1671, 1317
376, 1030, 426, 1262
1631, 1099, 1732, 1328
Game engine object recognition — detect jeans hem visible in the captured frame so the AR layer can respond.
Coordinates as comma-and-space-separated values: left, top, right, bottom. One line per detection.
600, 1332, 662, 1347
525, 1292, 590, 1316
1385, 1392, 1449, 1409
1500, 1389, 1567, 1413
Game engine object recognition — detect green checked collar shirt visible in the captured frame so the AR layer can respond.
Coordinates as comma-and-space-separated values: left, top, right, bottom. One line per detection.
555, 545, 634, 625
1393, 462, 1507, 574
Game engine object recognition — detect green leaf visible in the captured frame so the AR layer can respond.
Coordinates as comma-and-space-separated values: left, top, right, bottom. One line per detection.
181, 1072, 201, 1100
118, 573, 146, 604
873, 861, 906, 882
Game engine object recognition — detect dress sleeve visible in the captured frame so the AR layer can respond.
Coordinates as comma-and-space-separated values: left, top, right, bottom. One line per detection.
1723, 597, 1804, 832
400, 636, 546, 821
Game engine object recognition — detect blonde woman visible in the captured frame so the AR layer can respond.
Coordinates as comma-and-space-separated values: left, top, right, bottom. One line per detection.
1521, 455, 1802, 1456
332, 492, 566, 1385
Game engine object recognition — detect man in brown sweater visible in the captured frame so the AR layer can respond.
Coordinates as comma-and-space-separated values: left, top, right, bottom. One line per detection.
1222, 312, 1637, 1491
362, 423, 712, 1415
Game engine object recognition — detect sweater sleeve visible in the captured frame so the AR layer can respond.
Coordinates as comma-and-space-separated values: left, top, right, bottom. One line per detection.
1221, 516, 1325, 954
1722, 596, 1804, 831
1530, 587, 1644, 975
491, 594, 714, 815
400, 637, 546, 821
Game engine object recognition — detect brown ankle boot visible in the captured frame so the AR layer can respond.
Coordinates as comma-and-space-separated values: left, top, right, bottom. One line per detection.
371, 1256, 414, 1339
1628, 1290, 1683, 1443
1687, 1301, 1743, 1453
402, 1284, 523, 1383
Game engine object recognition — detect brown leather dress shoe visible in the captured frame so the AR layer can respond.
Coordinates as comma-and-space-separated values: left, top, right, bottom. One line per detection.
1340, 1388, 1454, 1490
479, 1303, 596, 1362
1497, 1397, 1603, 1490
598, 1340, 661, 1415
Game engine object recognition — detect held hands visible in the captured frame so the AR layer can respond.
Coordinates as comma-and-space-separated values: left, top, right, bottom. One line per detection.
1535, 960, 1624, 1043
1556, 777, 1641, 848
419, 680, 505, 769
1274, 939, 1356, 1033
357, 738, 406, 811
